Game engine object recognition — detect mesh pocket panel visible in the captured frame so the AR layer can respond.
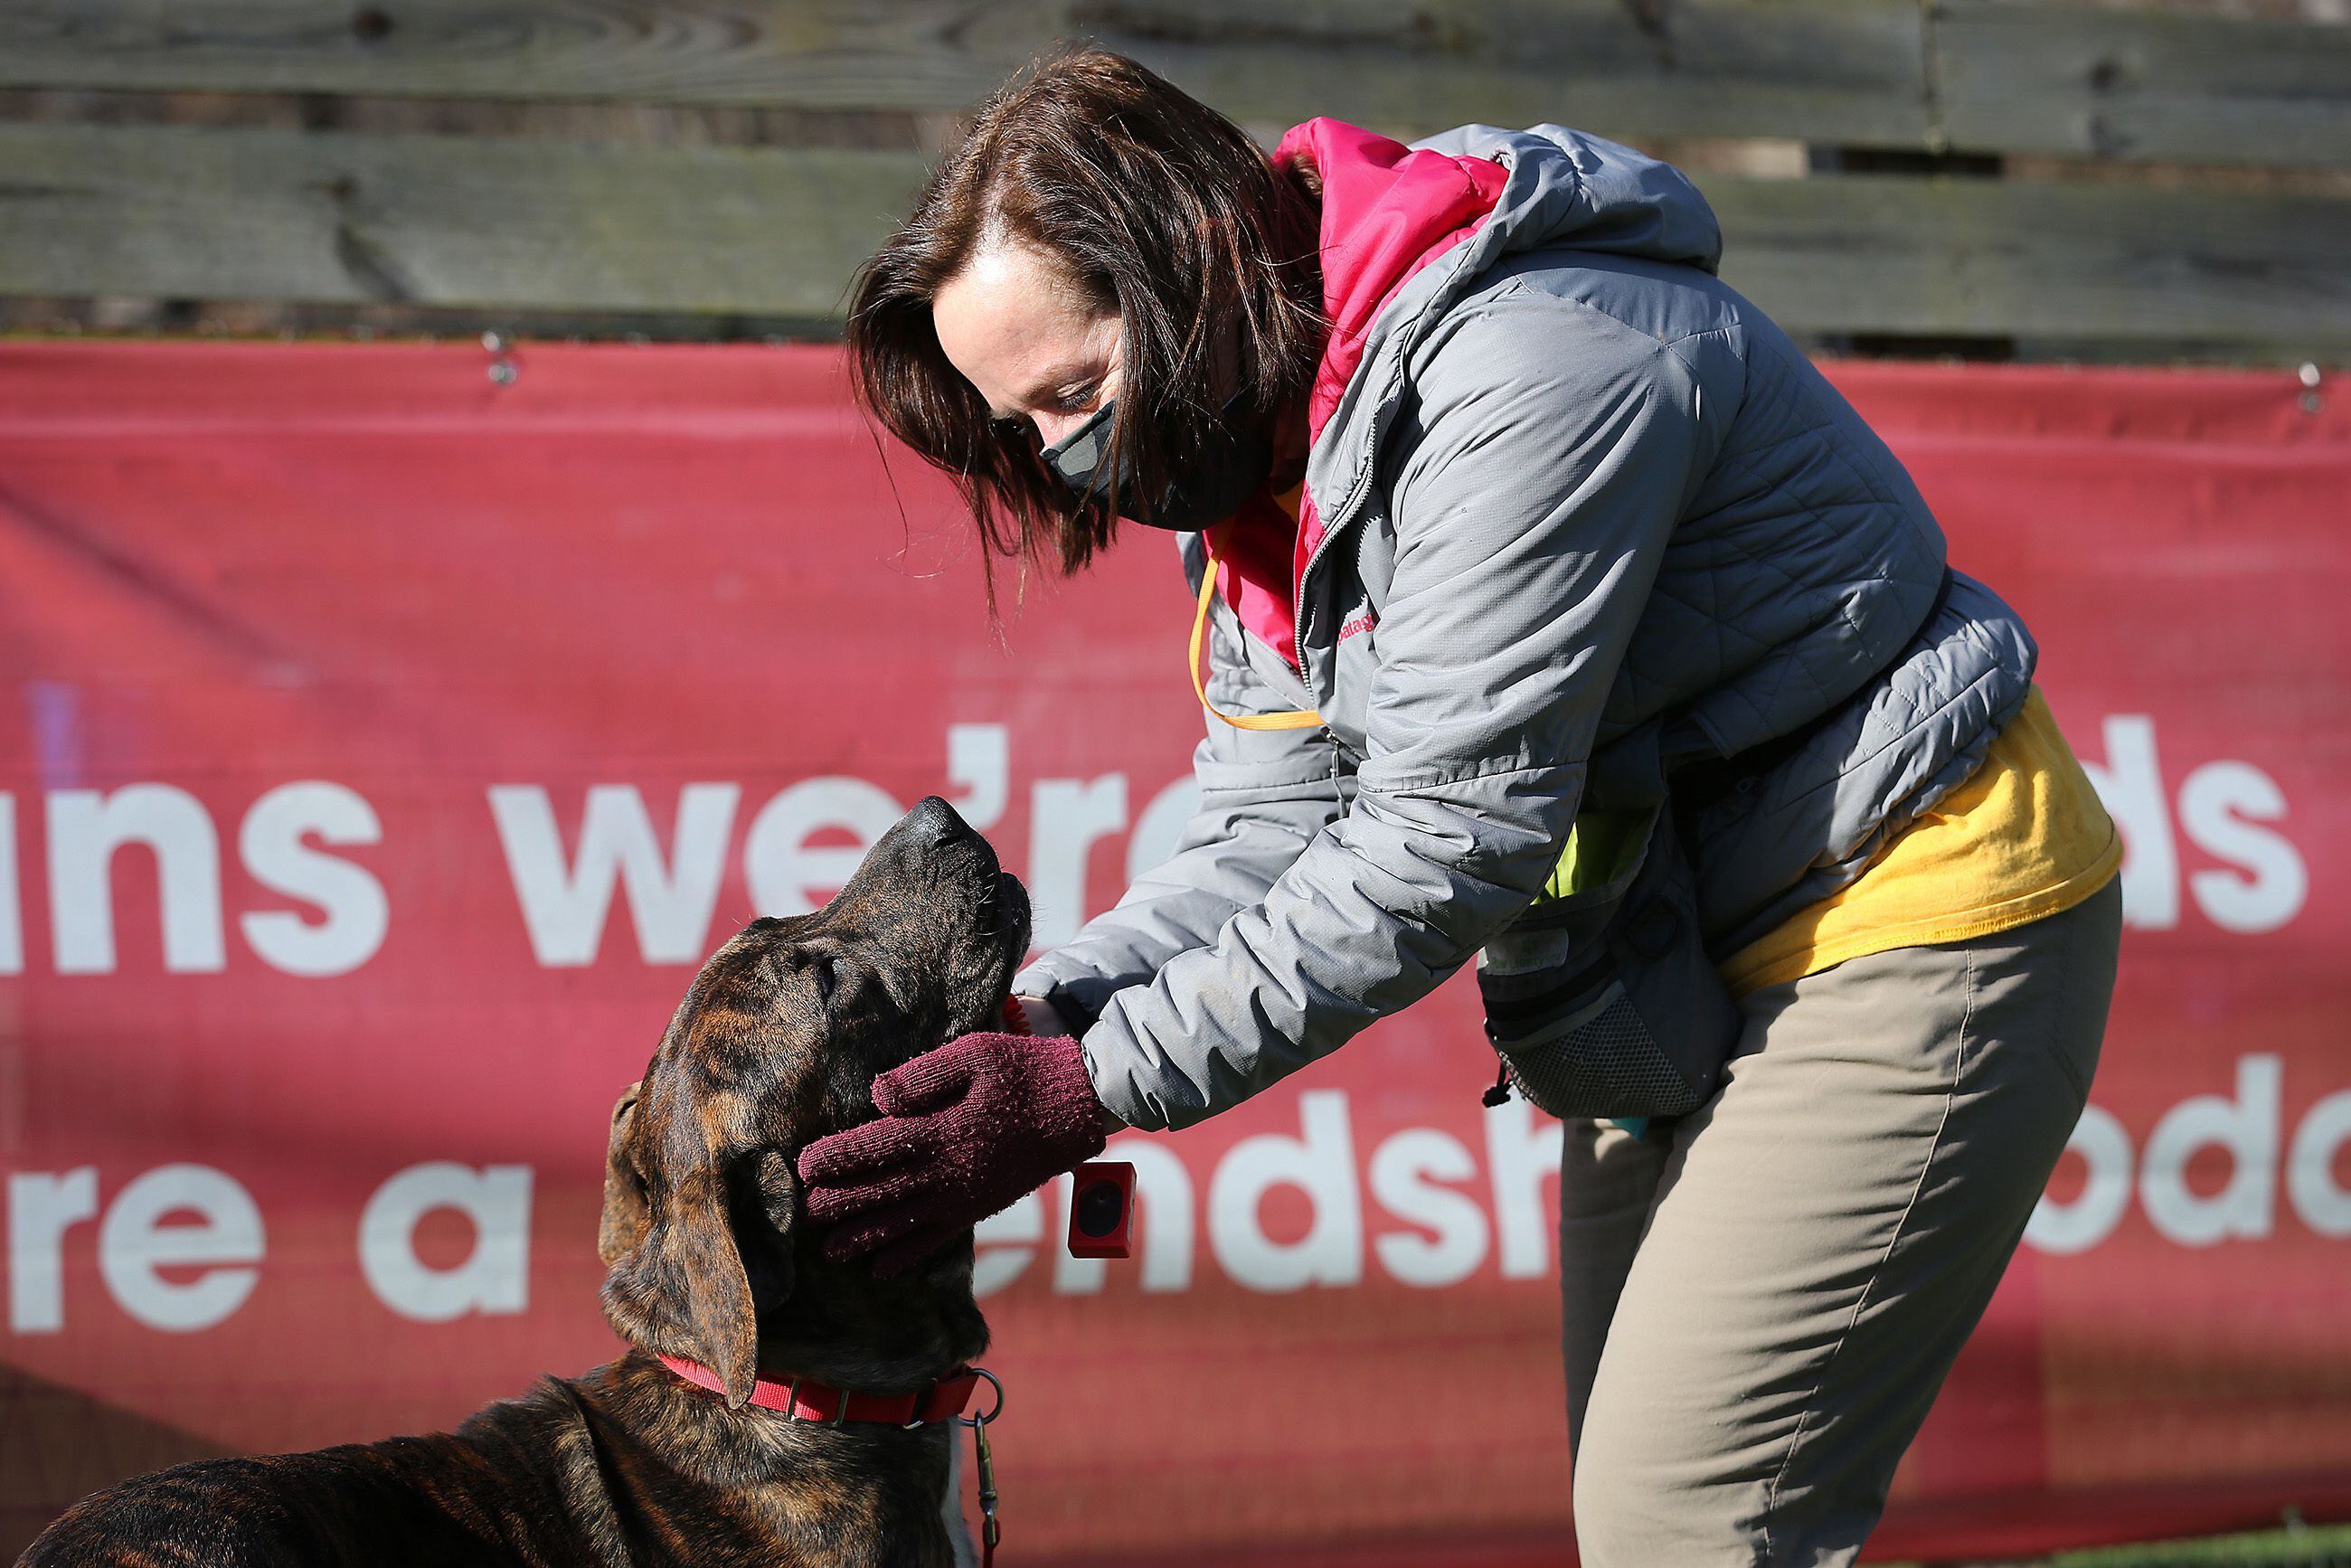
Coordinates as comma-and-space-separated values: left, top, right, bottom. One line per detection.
1496, 986, 1699, 1119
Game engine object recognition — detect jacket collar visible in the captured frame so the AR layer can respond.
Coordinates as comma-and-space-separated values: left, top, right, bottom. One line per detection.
1208, 120, 1725, 675
1211, 118, 1508, 669
1276, 118, 1513, 461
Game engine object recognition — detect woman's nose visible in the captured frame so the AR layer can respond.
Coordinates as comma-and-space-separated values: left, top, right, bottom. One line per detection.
1031, 409, 1085, 449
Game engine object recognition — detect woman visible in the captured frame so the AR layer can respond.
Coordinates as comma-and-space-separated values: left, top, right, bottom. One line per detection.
798, 46, 2123, 1565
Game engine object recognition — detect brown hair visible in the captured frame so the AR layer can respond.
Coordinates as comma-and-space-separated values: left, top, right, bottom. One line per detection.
845, 47, 1326, 584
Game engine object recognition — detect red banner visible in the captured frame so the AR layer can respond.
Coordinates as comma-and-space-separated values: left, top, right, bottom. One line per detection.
0, 342, 2346, 1563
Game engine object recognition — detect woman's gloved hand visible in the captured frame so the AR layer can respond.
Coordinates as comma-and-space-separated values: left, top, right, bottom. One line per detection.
795, 1024, 1108, 1276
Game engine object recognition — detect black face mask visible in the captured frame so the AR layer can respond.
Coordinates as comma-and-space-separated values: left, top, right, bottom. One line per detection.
1037, 390, 1272, 533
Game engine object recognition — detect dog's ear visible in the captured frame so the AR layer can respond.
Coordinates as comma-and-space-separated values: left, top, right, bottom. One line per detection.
655, 1151, 801, 1400
647, 1164, 762, 1405
598, 1081, 648, 1268
599, 1079, 763, 1406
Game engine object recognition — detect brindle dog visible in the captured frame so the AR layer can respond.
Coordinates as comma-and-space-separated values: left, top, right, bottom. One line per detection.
22, 796, 1027, 1568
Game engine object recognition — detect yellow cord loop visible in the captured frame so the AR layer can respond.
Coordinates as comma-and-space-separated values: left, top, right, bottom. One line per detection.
1190, 546, 1326, 732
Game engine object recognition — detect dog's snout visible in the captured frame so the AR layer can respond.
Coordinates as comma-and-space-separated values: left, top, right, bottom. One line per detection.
905, 795, 972, 849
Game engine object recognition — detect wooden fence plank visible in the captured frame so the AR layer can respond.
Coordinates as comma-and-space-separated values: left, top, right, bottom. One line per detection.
0, 0, 1057, 117
5, 124, 2346, 351
12, 0, 2351, 171
1934, 0, 2351, 170
0, 123, 927, 316
1070, 0, 1930, 147
1700, 173, 2351, 348
0, 0, 1932, 146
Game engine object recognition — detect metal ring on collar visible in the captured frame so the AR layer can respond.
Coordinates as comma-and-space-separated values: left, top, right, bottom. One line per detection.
958, 1367, 1005, 1427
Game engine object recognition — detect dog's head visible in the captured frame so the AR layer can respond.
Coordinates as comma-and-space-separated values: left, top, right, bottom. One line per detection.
597, 796, 1029, 1406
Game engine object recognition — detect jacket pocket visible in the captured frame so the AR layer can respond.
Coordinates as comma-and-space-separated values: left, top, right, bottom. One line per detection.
1477, 801, 1739, 1120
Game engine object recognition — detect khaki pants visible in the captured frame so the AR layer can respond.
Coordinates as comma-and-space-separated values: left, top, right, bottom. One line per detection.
1560, 875, 2122, 1565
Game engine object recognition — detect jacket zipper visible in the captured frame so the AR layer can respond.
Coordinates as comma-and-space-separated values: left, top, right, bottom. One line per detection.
1290, 430, 1380, 673
1289, 161, 1512, 673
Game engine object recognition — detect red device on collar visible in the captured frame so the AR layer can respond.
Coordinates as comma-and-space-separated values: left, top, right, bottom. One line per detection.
1065, 1161, 1134, 1260
996, 1006, 1133, 1260
1003, 997, 1135, 1261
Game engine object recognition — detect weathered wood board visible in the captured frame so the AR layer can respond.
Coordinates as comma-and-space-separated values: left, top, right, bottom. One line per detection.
5, 122, 2345, 350
1059, 0, 1931, 148
0, 123, 928, 316
1935, 0, 2351, 170
5, 1, 2346, 170
1701, 173, 2351, 346
0, 0, 1925, 147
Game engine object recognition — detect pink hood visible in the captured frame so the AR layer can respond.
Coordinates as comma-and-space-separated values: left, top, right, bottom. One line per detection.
1213, 118, 1510, 669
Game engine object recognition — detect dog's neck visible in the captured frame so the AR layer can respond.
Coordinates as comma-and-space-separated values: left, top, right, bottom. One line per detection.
756, 1240, 991, 1397
582, 1349, 968, 1568
603, 1233, 990, 1430
587, 1246, 987, 1565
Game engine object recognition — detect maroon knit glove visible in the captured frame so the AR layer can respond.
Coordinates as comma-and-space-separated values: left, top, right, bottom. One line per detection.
796, 1030, 1108, 1277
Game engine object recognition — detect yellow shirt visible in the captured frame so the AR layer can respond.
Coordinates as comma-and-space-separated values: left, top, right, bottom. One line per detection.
1717, 685, 2122, 996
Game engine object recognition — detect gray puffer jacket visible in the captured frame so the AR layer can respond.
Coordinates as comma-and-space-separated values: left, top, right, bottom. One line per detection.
1014, 118, 2035, 1132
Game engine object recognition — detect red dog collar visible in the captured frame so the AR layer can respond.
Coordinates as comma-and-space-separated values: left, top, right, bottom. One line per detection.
657, 1353, 987, 1426
656, 1014, 1022, 1424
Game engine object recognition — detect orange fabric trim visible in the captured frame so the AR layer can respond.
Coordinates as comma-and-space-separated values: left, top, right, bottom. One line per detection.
1189, 546, 1326, 732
